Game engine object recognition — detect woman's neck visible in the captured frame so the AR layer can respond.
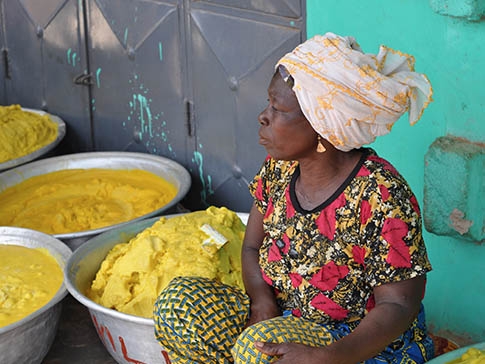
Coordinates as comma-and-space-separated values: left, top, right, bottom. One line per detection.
294, 149, 364, 210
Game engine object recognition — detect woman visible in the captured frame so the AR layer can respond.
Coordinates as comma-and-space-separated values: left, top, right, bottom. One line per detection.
154, 33, 434, 364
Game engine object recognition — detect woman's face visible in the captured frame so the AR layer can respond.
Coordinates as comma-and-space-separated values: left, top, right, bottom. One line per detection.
258, 72, 317, 160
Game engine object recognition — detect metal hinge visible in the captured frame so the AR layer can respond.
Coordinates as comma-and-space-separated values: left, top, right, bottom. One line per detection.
185, 99, 194, 137
2, 48, 10, 79
73, 72, 94, 85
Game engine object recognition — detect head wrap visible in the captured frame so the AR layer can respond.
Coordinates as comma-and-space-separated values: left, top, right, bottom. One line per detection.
276, 32, 433, 151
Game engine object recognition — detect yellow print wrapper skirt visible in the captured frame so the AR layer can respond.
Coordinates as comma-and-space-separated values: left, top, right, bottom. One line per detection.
153, 277, 432, 364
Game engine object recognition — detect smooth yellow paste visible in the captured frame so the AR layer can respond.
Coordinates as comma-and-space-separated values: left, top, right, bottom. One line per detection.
0, 104, 58, 163
0, 245, 63, 327
0, 168, 178, 235
87, 206, 245, 318
447, 348, 485, 363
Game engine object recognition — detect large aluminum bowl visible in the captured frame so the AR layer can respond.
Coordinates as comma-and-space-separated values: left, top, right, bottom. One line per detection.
427, 341, 485, 363
0, 108, 66, 172
65, 212, 248, 364
0, 151, 191, 250
0, 227, 72, 364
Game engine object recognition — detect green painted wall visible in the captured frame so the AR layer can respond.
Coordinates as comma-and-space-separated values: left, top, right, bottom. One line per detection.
306, 0, 485, 343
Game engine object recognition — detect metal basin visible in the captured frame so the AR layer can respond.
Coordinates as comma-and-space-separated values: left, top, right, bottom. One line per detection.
0, 227, 72, 364
0, 108, 66, 172
0, 151, 191, 250
427, 341, 485, 363
65, 212, 248, 364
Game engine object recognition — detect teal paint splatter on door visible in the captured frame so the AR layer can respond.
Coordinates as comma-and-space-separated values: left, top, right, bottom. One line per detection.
66, 49, 77, 67
193, 148, 214, 206
95, 68, 102, 88
131, 93, 153, 138
126, 75, 176, 157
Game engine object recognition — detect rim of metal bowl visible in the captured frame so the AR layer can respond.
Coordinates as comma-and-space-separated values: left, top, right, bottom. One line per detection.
0, 226, 72, 334
0, 108, 67, 172
65, 212, 249, 326
0, 151, 191, 240
426, 341, 485, 363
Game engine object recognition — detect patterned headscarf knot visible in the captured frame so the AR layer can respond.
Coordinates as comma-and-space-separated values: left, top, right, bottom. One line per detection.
276, 32, 433, 151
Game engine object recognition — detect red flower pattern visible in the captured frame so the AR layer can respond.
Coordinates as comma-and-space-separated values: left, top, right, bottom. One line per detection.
410, 195, 420, 215
379, 184, 390, 201
264, 198, 274, 221
352, 246, 366, 267
315, 194, 346, 240
310, 294, 348, 320
281, 233, 290, 254
360, 199, 371, 225
365, 294, 376, 312
356, 165, 371, 177
309, 261, 349, 291
268, 240, 282, 262
292, 308, 302, 317
382, 218, 411, 268
261, 270, 273, 286
289, 272, 303, 288
254, 178, 263, 201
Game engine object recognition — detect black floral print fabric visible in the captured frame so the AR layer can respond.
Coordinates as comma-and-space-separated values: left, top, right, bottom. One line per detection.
248, 148, 432, 325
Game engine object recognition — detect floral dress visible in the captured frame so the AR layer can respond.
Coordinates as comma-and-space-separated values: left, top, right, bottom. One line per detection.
245, 148, 434, 362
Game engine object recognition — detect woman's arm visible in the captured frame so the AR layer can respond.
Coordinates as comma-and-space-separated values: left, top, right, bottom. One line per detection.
242, 203, 281, 326
255, 275, 426, 363
321, 275, 426, 362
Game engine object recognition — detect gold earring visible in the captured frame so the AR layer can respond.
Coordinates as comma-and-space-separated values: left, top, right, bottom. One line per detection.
316, 135, 326, 153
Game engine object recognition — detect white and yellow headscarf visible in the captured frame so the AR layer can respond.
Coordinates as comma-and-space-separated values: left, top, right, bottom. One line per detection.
276, 32, 433, 151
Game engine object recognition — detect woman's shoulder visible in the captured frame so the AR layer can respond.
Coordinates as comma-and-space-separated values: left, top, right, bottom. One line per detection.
361, 149, 406, 181
359, 149, 418, 202
260, 155, 298, 179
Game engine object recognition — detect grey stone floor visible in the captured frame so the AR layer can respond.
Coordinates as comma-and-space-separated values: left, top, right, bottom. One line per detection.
42, 294, 116, 364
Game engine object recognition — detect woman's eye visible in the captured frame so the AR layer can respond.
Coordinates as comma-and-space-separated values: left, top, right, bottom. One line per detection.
267, 98, 281, 112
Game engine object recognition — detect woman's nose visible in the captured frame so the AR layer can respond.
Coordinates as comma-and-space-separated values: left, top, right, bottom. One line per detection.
258, 108, 269, 126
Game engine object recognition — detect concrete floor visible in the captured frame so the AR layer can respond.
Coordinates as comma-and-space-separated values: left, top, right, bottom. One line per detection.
43, 294, 116, 364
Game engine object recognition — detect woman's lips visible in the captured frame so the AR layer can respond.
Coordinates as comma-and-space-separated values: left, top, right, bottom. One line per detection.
258, 134, 268, 145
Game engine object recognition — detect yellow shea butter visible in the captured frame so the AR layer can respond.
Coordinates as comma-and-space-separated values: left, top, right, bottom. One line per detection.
0, 104, 58, 163
447, 348, 485, 364
87, 206, 245, 318
0, 168, 177, 235
0, 245, 63, 327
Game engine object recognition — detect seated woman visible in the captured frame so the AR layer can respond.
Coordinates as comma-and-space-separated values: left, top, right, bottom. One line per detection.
153, 32, 435, 364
